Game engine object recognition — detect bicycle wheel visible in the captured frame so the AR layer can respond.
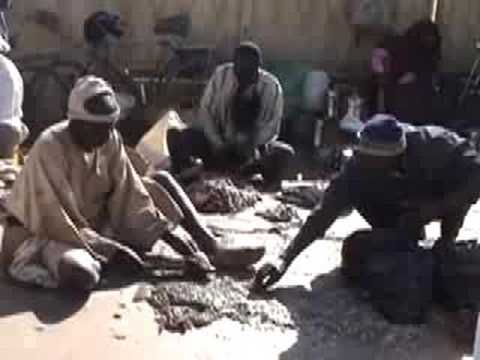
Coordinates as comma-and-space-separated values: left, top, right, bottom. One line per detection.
22, 65, 71, 145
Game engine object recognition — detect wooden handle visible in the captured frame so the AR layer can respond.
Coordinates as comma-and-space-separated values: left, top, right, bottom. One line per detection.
377, 87, 386, 113
431, 0, 440, 23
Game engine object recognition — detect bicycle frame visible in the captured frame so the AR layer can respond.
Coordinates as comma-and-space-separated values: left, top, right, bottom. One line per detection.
458, 40, 480, 105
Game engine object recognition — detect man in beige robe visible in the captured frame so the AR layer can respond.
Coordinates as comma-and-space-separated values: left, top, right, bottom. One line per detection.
2, 76, 239, 291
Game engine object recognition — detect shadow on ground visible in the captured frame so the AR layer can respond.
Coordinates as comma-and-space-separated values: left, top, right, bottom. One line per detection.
0, 257, 141, 325
0, 276, 89, 324
0, 255, 257, 326
271, 268, 469, 360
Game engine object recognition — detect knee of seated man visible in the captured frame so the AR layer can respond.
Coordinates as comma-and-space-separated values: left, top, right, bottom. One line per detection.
58, 249, 101, 291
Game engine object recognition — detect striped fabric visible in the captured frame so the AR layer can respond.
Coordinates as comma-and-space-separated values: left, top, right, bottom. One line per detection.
197, 63, 283, 149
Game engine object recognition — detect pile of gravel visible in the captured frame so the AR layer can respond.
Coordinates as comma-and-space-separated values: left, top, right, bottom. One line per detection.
140, 276, 295, 333
187, 178, 261, 214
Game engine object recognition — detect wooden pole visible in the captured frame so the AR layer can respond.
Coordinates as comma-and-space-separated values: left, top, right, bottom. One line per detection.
240, 0, 253, 40
431, 0, 440, 23
474, 313, 480, 359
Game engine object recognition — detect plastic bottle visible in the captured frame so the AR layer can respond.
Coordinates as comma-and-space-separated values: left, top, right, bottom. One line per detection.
339, 90, 364, 133
327, 86, 338, 120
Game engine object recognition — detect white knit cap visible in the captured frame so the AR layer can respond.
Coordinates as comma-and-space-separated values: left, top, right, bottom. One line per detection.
67, 75, 120, 124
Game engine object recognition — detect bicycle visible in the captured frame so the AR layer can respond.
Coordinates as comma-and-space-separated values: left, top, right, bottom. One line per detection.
12, 13, 216, 148
441, 39, 480, 152
11, 51, 88, 146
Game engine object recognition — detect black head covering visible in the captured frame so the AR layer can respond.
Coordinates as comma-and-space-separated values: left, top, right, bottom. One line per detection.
404, 19, 442, 74
234, 41, 263, 65
405, 19, 441, 57
84, 11, 124, 46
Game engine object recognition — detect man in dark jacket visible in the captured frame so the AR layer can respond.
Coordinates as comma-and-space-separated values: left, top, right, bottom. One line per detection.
256, 114, 480, 288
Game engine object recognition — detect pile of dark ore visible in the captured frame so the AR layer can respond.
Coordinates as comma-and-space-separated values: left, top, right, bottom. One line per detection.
142, 276, 294, 333
255, 203, 300, 223
187, 178, 261, 214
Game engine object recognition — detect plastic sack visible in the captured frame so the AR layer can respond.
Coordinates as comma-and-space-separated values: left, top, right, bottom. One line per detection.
342, 230, 434, 324
434, 240, 480, 310
136, 110, 186, 170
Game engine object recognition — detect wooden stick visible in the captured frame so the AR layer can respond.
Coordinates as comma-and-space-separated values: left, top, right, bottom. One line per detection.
377, 87, 386, 113
240, 0, 253, 39
431, 0, 440, 23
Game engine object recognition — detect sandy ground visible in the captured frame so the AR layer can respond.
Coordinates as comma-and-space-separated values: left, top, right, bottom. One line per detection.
0, 197, 478, 360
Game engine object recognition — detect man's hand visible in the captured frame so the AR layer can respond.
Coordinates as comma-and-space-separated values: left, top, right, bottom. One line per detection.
112, 246, 146, 273
398, 72, 417, 85
254, 259, 287, 290
184, 251, 216, 281
186, 251, 216, 273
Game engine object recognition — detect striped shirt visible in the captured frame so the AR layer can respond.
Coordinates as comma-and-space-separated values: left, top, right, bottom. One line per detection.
198, 63, 283, 148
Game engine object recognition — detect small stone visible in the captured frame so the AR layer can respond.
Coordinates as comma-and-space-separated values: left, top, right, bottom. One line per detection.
35, 324, 46, 332
112, 327, 128, 340
118, 302, 127, 309
133, 285, 153, 303
113, 333, 127, 341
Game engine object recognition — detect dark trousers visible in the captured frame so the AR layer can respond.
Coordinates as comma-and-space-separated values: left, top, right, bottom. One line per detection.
167, 128, 295, 186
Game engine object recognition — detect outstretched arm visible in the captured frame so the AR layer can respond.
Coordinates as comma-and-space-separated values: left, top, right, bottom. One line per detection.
256, 173, 352, 288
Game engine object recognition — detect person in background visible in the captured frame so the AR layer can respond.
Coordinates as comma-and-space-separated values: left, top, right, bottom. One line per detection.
2, 76, 264, 292
84, 11, 124, 60
0, 53, 29, 158
167, 42, 295, 190
83, 11, 145, 146
368, 19, 442, 125
256, 114, 480, 288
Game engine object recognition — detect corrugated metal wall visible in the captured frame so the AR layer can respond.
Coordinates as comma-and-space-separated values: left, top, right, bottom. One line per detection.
9, 0, 480, 72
